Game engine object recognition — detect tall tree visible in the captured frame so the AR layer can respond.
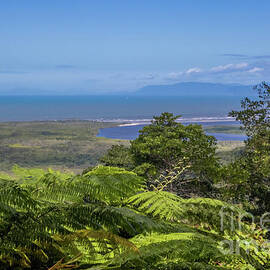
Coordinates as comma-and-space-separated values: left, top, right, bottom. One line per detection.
130, 112, 219, 197
223, 82, 270, 213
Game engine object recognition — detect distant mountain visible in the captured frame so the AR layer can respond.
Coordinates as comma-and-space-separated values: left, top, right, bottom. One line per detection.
135, 82, 254, 96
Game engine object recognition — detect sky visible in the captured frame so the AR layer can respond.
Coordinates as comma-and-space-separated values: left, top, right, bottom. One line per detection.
0, 0, 270, 94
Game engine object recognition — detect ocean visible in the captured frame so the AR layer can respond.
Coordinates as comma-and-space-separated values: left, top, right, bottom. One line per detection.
0, 95, 243, 121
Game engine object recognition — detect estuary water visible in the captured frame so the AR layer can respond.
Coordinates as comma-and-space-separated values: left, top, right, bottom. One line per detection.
97, 122, 247, 141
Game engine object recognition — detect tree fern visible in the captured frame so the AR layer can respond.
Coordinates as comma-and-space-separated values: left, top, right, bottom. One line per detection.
105, 232, 232, 270
124, 190, 270, 270
1, 166, 270, 269
127, 191, 247, 234
127, 191, 185, 221
0, 166, 152, 269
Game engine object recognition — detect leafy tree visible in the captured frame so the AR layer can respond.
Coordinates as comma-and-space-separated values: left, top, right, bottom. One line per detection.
229, 82, 269, 176
229, 81, 270, 137
130, 112, 219, 197
222, 82, 270, 213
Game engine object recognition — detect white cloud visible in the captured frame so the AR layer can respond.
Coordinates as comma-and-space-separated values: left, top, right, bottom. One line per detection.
211, 62, 249, 72
166, 67, 202, 79
0, 60, 268, 94
185, 67, 202, 74
159, 61, 268, 86
247, 67, 264, 73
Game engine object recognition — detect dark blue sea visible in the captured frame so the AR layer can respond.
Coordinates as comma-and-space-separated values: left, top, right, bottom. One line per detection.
0, 95, 243, 121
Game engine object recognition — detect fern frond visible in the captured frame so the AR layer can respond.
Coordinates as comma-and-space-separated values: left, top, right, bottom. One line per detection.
0, 167, 151, 269
28, 166, 144, 205
82, 166, 145, 201
127, 191, 184, 221
0, 179, 40, 211
127, 191, 249, 234
1, 166, 269, 269
105, 232, 236, 270
181, 197, 249, 233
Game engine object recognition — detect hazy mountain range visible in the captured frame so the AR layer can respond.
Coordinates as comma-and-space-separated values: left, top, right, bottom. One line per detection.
0, 82, 256, 96
135, 82, 255, 97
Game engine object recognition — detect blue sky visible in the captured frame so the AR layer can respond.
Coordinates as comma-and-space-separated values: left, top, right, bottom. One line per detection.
0, 0, 270, 93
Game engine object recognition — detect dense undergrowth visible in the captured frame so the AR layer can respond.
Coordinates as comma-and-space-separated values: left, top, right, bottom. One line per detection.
0, 165, 270, 269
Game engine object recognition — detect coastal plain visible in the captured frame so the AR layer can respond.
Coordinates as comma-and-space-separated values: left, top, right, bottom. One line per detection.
0, 121, 244, 172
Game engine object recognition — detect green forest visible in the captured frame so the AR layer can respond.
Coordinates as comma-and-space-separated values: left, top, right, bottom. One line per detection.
0, 82, 269, 269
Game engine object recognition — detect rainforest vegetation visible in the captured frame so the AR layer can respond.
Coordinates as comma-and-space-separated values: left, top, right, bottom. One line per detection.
0, 82, 269, 269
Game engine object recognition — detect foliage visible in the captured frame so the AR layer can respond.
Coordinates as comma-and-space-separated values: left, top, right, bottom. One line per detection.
223, 82, 270, 214
0, 166, 151, 269
99, 145, 135, 170
1, 166, 270, 269
131, 113, 216, 170
229, 82, 270, 137
107, 189, 270, 270
129, 112, 220, 197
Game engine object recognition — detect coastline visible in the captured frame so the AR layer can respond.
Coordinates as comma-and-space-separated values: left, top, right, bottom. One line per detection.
101, 116, 239, 127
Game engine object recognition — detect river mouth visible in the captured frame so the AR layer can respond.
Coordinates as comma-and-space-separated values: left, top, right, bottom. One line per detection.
97, 122, 247, 141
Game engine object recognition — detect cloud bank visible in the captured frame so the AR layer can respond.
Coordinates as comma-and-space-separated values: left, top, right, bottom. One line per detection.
0, 59, 268, 94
